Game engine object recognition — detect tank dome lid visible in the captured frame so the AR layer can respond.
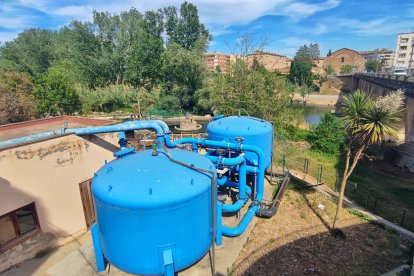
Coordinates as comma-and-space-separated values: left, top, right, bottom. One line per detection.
207, 116, 272, 136
92, 149, 215, 209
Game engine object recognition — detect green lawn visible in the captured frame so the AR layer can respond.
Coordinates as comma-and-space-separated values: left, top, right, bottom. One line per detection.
273, 141, 414, 232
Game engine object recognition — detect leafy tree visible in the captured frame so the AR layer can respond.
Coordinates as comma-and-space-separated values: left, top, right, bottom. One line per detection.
289, 60, 313, 86
325, 64, 335, 75
327, 49, 332, 56
333, 90, 404, 229
0, 28, 56, 76
295, 43, 320, 62
164, 2, 211, 51
310, 112, 345, 154
365, 60, 383, 72
0, 71, 37, 124
160, 42, 206, 111
34, 68, 81, 115
340, 64, 355, 74
126, 10, 164, 86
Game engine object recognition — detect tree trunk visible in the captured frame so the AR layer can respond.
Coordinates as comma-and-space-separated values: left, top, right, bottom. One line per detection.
332, 145, 365, 228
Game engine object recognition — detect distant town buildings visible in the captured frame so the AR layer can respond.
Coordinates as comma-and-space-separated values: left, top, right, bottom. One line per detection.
312, 57, 325, 74
203, 52, 230, 73
247, 51, 292, 74
359, 48, 394, 72
393, 32, 414, 71
323, 48, 366, 74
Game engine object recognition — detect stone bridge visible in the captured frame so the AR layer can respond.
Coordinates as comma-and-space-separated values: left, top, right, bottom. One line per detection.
337, 73, 414, 171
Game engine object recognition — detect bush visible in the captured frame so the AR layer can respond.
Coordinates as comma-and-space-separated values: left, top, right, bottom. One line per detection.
309, 112, 345, 154
34, 68, 81, 115
0, 71, 37, 124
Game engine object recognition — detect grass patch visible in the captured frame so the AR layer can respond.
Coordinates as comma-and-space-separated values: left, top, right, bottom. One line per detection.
274, 138, 414, 232
347, 209, 372, 222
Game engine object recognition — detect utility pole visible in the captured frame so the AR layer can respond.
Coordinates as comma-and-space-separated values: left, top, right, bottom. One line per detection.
408, 38, 414, 76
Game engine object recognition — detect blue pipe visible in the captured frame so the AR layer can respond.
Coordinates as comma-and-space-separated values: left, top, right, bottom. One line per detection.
0, 120, 167, 149
163, 137, 266, 202
118, 131, 127, 149
221, 204, 259, 237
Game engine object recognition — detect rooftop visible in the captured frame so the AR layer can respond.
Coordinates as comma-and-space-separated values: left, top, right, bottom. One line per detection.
0, 116, 114, 143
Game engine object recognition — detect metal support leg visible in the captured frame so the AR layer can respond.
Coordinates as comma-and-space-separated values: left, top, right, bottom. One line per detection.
216, 203, 223, 246
163, 249, 174, 276
91, 223, 106, 272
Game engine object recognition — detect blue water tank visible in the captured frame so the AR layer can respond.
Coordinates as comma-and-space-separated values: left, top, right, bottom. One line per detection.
92, 149, 216, 275
206, 116, 273, 168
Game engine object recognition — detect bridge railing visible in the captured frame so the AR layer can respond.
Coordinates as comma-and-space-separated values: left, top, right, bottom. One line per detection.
357, 73, 414, 83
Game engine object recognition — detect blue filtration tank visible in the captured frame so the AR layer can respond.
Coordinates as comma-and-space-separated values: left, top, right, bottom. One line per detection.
207, 116, 273, 168
91, 148, 216, 275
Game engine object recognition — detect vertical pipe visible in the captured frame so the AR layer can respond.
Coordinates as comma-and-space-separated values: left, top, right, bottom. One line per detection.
216, 203, 223, 246
91, 223, 106, 272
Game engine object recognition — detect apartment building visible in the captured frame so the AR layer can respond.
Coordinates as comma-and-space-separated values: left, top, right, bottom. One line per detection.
247, 51, 292, 74
393, 32, 414, 70
359, 48, 394, 72
203, 52, 231, 73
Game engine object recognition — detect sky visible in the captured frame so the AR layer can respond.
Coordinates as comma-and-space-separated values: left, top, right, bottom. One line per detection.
0, 0, 413, 58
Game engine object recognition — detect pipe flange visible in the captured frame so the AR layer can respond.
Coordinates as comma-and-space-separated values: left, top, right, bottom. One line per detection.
113, 147, 135, 158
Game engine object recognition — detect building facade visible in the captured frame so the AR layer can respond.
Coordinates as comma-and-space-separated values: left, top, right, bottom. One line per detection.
0, 116, 118, 272
247, 51, 292, 74
359, 48, 394, 72
393, 32, 414, 71
203, 52, 231, 73
323, 48, 366, 74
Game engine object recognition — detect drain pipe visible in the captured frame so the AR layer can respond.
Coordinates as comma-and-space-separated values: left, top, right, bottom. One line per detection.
258, 172, 291, 218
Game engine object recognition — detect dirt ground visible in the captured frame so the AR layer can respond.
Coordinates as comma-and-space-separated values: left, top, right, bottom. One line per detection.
231, 183, 414, 275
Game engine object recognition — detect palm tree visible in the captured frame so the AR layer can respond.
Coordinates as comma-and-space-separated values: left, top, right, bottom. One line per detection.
332, 90, 404, 229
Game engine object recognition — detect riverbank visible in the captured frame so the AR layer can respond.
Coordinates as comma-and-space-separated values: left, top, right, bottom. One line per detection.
293, 93, 342, 106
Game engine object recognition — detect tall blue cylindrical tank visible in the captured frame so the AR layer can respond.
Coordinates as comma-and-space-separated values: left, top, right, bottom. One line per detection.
92, 149, 216, 275
206, 116, 273, 168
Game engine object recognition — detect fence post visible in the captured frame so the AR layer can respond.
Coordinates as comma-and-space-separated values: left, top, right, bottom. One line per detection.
317, 164, 322, 184
373, 198, 378, 214
400, 209, 407, 227
303, 158, 309, 174
282, 155, 286, 173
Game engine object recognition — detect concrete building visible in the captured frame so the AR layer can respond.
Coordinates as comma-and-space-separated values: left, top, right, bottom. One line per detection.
323, 48, 366, 74
359, 48, 394, 72
247, 51, 292, 74
0, 116, 119, 272
393, 32, 414, 71
203, 52, 231, 73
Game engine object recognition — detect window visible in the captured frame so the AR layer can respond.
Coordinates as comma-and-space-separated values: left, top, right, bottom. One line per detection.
398, 53, 406, 58
400, 38, 409, 43
0, 203, 40, 251
341, 57, 345, 63
400, 46, 407, 50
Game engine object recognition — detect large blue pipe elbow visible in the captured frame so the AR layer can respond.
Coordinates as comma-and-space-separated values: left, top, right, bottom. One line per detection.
221, 205, 259, 237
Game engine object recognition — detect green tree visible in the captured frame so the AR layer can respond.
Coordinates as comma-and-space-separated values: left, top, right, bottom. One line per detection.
325, 64, 335, 75
0, 28, 56, 76
160, 42, 206, 111
310, 112, 345, 154
340, 64, 355, 74
289, 60, 313, 86
295, 43, 320, 62
126, 10, 164, 86
164, 2, 211, 51
0, 71, 37, 124
333, 90, 404, 229
34, 68, 81, 115
327, 49, 332, 56
365, 60, 383, 72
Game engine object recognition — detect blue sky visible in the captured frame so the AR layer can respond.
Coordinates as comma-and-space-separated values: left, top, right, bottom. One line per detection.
0, 0, 413, 58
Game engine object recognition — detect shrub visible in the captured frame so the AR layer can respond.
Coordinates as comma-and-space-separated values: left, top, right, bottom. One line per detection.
309, 112, 345, 154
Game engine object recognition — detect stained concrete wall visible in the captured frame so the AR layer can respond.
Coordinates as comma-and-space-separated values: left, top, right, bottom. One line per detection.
0, 133, 118, 237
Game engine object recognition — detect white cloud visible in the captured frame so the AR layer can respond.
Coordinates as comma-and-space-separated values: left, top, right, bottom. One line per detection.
0, 32, 18, 44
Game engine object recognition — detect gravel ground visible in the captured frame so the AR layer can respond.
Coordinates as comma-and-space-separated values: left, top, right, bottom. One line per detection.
232, 184, 414, 275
